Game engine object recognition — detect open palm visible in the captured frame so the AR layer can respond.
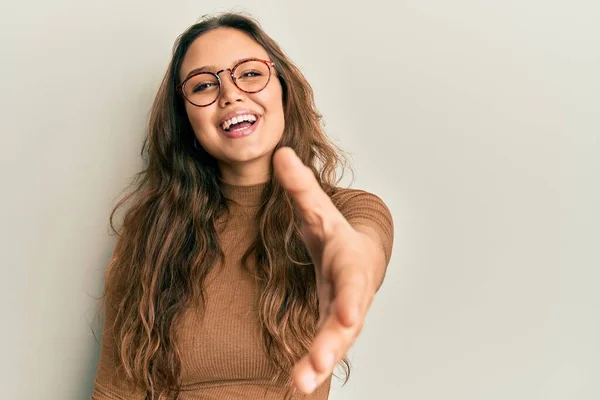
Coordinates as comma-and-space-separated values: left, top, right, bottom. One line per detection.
273, 147, 387, 394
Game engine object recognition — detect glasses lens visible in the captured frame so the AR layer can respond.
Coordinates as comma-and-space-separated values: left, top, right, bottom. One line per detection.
233, 60, 271, 93
183, 73, 219, 106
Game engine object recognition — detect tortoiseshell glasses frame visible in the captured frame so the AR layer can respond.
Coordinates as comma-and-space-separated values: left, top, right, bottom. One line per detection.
176, 58, 276, 107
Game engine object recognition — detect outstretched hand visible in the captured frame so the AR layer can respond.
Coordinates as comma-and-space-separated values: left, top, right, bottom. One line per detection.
273, 147, 387, 394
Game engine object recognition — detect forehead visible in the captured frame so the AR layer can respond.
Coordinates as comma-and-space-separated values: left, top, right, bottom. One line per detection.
180, 27, 269, 80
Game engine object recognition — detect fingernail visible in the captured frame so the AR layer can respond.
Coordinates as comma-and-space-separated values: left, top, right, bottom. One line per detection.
301, 372, 318, 393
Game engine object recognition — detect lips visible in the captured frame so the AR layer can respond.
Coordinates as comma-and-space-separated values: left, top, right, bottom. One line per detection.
218, 115, 260, 139
218, 110, 259, 128
217, 109, 261, 139
220, 114, 258, 131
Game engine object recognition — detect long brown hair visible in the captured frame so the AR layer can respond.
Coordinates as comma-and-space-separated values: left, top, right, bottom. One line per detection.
104, 11, 350, 399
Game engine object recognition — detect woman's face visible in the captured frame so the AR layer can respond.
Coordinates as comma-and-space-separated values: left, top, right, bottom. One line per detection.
179, 28, 285, 183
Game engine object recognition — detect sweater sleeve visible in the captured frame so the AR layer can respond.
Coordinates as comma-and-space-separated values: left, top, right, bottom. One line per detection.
330, 188, 394, 265
91, 268, 147, 400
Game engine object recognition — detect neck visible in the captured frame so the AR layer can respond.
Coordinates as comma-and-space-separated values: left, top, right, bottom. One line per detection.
220, 180, 268, 207
218, 156, 271, 186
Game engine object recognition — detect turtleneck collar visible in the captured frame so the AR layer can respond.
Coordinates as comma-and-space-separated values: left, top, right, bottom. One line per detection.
220, 180, 269, 207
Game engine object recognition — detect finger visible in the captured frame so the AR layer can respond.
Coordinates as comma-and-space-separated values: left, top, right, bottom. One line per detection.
331, 264, 370, 327
273, 147, 347, 235
292, 352, 332, 394
316, 279, 331, 330
319, 239, 371, 327
292, 265, 370, 393
292, 311, 359, 394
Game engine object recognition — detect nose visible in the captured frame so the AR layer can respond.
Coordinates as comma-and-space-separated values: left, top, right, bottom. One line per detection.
217, 69, 244, 107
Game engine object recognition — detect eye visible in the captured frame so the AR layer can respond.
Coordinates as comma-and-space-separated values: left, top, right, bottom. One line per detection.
239, 70, 262, 79
192, 82, 217, 93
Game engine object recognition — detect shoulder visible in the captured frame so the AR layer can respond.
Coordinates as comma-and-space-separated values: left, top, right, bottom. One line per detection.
328, 186, 395, 262
329, 187, 390, 214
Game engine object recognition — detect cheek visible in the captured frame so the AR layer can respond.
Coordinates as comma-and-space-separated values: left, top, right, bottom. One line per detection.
273, 101, 286, 136
185, 106, 215, 133
260, 89, 285, 128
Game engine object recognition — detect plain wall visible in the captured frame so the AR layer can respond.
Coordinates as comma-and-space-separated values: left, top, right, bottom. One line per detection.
1, 1, 598, 399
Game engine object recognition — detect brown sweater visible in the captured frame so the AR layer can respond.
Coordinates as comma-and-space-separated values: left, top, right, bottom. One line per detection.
91, 182, 394, 400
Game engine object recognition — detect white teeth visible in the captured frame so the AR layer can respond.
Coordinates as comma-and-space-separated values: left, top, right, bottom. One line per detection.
221, 114, 258, 131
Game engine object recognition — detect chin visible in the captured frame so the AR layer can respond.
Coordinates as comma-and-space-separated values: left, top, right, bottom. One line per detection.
221, 147, 272, 164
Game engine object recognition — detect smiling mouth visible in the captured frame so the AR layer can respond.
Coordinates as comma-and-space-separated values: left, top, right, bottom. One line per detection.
220, 114, 258, 132
222, 119, 257, 132
218, 115, 260, 139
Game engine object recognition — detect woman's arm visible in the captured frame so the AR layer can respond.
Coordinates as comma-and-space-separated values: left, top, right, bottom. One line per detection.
331, 188, 395, 291
273, 147, 394, 394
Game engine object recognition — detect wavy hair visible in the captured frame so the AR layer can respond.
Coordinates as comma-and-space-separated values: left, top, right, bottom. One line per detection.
103, 11, 350, 399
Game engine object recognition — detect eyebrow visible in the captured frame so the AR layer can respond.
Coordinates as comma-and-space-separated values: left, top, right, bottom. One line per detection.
182, 57, 253, 81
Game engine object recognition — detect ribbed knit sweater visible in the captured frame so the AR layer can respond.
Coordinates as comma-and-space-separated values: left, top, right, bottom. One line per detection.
91, 182, 394, 400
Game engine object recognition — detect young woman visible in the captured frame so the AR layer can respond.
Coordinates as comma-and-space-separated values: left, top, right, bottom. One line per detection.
92, 12, 393, 400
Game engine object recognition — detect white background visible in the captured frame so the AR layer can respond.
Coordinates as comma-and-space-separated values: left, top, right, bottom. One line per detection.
1, 1, 598, 399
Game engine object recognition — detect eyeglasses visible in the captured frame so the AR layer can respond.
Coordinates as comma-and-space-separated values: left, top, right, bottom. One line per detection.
177, 58, 276, 107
